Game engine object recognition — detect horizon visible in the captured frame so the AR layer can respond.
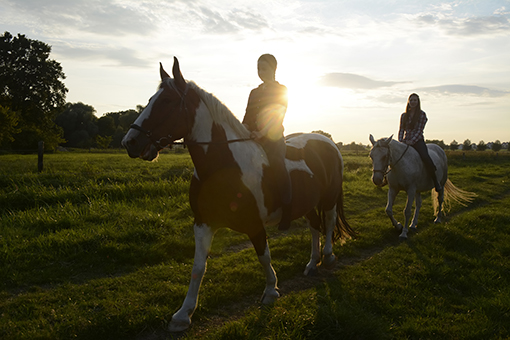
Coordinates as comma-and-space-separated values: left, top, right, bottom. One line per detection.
1, 0, 509, 145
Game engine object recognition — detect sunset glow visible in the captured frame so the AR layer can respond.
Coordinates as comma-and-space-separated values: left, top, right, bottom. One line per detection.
1, 0, 509, 145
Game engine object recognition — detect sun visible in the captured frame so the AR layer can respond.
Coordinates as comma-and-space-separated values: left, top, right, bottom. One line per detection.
278, 66, 349, 136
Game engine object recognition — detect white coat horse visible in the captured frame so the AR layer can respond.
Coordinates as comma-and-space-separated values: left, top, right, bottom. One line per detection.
369, 134, 475, 240
122, 57, 356, 332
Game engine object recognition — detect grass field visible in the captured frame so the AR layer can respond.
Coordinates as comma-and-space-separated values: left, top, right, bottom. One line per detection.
1, 149, 509, 339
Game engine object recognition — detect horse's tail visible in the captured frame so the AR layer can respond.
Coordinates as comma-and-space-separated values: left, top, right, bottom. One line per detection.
331, 184, 357, 243
432, 178, 477, 216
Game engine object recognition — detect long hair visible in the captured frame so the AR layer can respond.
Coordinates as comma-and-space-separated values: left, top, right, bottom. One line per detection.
403, 93, 421, 129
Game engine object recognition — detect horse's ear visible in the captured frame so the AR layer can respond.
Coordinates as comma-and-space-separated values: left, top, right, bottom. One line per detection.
172, 57, 187, 91
386, 134, 394, 143
160, 62, 170, 80
369, 134, 376, 146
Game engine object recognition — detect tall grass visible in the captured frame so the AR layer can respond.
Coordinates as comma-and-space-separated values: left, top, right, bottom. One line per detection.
0, 150, 509, 339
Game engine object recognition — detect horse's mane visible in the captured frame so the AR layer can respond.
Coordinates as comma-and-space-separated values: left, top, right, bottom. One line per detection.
186, 81, 251, 139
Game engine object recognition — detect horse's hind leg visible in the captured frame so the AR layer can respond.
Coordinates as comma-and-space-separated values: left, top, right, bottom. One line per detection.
434, 187, 445, 223
249, 228, 279, 304
410, 192, 422, 231
304, 210, 321, 276
321, 206, 337, 270
169, 224, 215, 332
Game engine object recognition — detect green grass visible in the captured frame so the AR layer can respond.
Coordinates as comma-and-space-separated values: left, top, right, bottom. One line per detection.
1, 150, 509, 339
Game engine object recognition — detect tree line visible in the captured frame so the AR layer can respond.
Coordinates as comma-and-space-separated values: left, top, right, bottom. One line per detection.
1, 32, 507, 152
1, 31, 142, 151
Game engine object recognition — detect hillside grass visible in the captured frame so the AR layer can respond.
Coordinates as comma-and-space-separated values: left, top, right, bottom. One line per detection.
0, 150, 509, 339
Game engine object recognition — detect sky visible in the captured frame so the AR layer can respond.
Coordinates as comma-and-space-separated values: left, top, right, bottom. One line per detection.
1, 0, 509, 145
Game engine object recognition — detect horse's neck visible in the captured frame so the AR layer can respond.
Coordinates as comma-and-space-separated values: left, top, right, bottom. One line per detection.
186, 101, 262, 179
389, 140, 410, 167
187, 102, 244, 143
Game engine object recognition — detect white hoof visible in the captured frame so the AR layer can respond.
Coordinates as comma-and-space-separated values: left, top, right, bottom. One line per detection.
304, 259, 319, 276
261, 289, 280, 304
304, 267, 318, 277
168, 316, 191, 333
322, 254, 337, 270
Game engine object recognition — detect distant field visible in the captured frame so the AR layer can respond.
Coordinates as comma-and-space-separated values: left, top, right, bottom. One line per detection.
1, 149, 509, 339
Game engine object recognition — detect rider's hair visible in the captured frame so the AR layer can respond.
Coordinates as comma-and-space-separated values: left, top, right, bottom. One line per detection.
403, 93, 421, 129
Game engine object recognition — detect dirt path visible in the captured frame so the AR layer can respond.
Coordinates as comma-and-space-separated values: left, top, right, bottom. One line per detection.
134, 236, 401, 340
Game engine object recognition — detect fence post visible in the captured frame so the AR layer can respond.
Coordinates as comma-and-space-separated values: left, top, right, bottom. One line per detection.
38, 141, 44, 172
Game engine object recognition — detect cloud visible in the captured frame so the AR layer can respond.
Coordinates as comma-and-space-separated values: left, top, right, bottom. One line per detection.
416, 13, 510, 36
197, 6, 269, 34
415, 85, 510, 97
4, 0, 156, 37
228, 9, 269, 30
319, 73, 406, 90
54, 44, 150, 68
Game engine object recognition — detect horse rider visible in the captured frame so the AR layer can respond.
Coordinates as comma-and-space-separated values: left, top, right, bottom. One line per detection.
398, 93, 442, 192
242, 54, 292, 230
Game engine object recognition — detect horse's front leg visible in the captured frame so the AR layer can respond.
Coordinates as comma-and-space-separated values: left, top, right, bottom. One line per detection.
249, 228, 280, 304
385, 187, 402, 231
409, 192, 422, 231
169, 224, 215, 332
399, 190, 416, 241
304, 224, 321, 276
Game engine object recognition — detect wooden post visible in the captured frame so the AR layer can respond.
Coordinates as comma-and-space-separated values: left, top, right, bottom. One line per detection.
38, 141, 44, 173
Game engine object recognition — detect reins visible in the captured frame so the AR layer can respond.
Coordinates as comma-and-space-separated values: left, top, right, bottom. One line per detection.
130, 80, 254, 149
372, 143, 410, 177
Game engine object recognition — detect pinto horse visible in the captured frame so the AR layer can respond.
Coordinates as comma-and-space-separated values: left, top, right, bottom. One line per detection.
369, 134, 476, 241
122, 57, 355, 332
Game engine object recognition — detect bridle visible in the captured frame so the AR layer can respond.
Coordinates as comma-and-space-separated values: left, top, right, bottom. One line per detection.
130, 80, 253, 149
372, 143, 410, 176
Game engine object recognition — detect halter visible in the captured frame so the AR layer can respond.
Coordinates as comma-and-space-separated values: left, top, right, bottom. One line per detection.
130, 80, 253, 149
372, 142, 410, 176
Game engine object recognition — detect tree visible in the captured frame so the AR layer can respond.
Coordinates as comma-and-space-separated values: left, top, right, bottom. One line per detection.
462, 139, 472, 151
477, 140, 487, 152
492, 140, 502, 152
97, 115, 116, 137
311, 130, 333, 141
54, 102, 98, 148
1, 31, 67, 150
0, 104, 19, 147
105, 109, 139, 147
425, 139, 446, 150
96, 135, 113, 149
449, 140, 459, 151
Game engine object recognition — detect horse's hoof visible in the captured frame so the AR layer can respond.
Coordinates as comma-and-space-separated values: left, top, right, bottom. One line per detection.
395, 223, 403, 231
409, 226, 417, 232
399, 236, 407, 242
434, 218, 441, 224
305, 267, 318, 277
168, 318, 191, 333
322, 254, 337, 270
260, 289, 280, 304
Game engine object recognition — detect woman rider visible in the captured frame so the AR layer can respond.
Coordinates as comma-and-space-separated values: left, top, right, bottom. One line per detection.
242, 54, 292, 230
398, 93, 442, 192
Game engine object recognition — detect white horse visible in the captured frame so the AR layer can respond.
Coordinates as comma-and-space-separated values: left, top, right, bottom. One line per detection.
369, 134, 475, 240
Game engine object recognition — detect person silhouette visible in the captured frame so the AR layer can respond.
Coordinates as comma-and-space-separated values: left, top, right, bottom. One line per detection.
242, 54, 292, 230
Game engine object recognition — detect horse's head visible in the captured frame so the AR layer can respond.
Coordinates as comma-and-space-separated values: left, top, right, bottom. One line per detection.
122, 57, 200, 161
369, 134, 393, 187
